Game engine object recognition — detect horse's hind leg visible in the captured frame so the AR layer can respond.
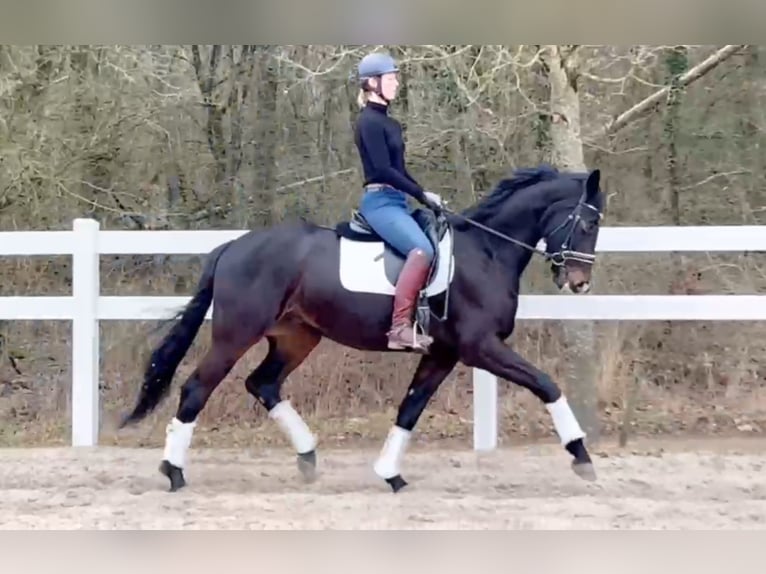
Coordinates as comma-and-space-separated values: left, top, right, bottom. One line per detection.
244, 321, 322, 482
160, 322, 265, 492
375, 345, 458, 492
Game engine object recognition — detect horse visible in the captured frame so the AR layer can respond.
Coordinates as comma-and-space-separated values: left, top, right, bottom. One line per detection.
120, 163, 605, 494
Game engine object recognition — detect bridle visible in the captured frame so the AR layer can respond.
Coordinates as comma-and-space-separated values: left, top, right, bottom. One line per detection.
441, 187, 602, 268
538, 191, 602, 267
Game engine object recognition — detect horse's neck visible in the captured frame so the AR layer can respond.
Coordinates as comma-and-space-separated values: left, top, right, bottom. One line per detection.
471, 191, 547, 282
488, 194, 545, 255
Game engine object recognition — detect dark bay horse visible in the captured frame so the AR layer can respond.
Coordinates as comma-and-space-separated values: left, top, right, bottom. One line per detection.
121, 164, 605, 493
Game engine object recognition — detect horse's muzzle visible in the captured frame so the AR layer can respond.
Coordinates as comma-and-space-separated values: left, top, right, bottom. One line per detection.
555, 266, 591, 294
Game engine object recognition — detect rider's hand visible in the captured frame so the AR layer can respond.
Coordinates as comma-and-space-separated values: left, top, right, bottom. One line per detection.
423, 191, 443, 212
424, 191, 443, 206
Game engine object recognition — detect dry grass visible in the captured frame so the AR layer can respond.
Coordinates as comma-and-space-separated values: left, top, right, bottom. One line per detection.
2, 228, 766, 452
2, 249, 766, 450
2, 311, 766, 451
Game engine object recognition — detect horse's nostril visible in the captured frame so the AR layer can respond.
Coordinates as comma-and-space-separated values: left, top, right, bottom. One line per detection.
569, 280, 590, 294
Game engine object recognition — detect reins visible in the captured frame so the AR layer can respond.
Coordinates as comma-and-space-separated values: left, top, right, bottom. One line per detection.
442, 207, 548, 257
437, 187, 601, 268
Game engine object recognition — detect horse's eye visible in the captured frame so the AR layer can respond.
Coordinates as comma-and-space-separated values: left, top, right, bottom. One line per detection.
580, 219, 595, 233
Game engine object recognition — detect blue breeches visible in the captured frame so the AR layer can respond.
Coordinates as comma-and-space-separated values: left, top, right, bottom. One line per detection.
358, 186, 435, 262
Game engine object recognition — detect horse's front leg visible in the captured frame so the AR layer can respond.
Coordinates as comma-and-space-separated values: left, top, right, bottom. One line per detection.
463, 334, 596, 481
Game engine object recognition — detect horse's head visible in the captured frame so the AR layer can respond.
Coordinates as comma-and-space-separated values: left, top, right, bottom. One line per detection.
540, 169, 604, 294
456, 164, 605, 294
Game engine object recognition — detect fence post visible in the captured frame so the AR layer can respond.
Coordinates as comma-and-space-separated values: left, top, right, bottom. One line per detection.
71, 218, 100, 447
472, 368, 498, 450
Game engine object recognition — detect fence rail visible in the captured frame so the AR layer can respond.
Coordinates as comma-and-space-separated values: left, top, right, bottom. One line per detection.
1, 218, 765, 449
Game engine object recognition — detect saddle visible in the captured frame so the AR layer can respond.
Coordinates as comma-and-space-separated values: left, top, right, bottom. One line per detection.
335, 207, 452, 336
335, 207, 449, 285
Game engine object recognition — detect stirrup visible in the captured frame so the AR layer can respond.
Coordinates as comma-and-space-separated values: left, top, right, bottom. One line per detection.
412, 321, 427, 344
387, 322, 432, 352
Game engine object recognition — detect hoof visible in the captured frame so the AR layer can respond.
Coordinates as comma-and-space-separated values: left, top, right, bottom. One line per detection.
572, 461, 597, 482
297, 450, 317, 483
385, 474, 408, 493
159, 460, 186, 492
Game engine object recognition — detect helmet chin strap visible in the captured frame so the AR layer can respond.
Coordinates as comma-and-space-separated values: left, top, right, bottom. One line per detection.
369, 77, 389, 104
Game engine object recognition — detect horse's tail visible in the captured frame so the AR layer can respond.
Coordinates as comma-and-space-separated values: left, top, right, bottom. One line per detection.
119, 239, 233, 428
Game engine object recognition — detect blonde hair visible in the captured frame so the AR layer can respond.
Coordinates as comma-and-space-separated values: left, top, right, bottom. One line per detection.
356, 88, 369, 109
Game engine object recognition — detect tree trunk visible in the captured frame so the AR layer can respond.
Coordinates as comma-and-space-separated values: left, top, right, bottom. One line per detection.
249, 47, 279, 227
663, 46, 688, 228
739, 46, 764, 223
545, 45, 600, 442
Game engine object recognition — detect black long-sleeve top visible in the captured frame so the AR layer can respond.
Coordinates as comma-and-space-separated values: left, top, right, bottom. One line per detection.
353, 101, 426, 203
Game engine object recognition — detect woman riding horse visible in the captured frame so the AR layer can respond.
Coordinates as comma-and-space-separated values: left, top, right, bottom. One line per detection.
353, 51, 444, 352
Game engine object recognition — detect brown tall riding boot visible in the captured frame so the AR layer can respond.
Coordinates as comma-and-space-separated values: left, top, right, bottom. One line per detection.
387, 248, 433, 351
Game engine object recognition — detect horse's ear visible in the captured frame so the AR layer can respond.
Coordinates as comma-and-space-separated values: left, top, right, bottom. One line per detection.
586, 169, 600, 200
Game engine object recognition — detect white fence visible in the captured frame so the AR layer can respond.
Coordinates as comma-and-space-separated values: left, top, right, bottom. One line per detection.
2, 218, 766, 449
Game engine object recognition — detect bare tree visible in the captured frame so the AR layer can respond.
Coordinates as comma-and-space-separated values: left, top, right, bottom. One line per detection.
539, 44, 745, 441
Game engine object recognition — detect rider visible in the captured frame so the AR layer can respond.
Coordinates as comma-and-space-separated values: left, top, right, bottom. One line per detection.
353, 51, 444, 352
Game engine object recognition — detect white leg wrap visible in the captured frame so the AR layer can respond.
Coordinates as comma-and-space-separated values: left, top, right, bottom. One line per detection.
162, 417, 196, 468
546, 395, 586, 445
374, 425, 411, 479
269, 400, 316, 453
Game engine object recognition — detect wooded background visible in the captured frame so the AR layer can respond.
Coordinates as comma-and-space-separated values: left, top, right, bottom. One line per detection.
0, 44, 764, 450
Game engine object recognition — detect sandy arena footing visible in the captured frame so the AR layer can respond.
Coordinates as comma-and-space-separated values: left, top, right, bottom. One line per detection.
1, 440, 766, 529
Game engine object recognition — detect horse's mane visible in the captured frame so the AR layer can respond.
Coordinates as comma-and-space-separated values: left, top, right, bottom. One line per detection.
460, 164, 562, 224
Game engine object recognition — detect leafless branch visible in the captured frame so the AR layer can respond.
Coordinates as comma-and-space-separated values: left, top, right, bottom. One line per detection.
273, 169, 356, 193
602, 45, 745, 137
678, 170, 751, 191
